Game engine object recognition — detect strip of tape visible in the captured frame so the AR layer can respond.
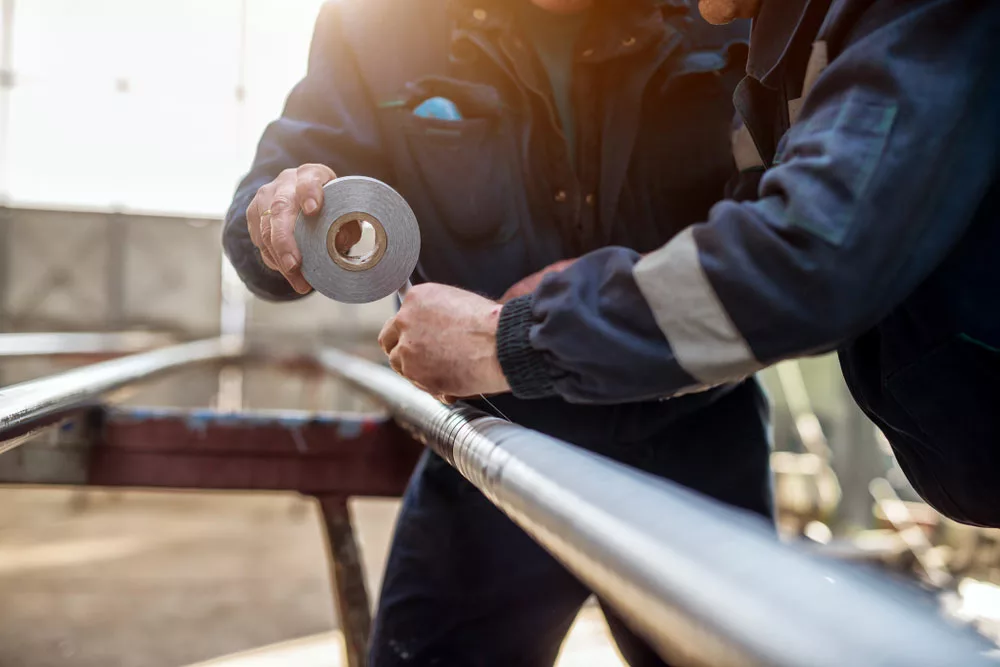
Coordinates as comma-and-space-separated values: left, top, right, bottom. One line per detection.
294, 176, 420, 304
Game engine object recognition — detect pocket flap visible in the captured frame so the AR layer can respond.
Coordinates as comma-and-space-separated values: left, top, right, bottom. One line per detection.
401, 76, 503, 119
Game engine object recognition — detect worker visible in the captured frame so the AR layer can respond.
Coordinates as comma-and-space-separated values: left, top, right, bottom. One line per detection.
383, 0, 1000, 528
224, 0, 772, 664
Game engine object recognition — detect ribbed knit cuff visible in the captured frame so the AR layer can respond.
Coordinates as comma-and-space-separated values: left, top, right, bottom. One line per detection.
496, 295, 555, 399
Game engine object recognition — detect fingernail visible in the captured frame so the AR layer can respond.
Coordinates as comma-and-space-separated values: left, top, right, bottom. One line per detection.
281, 254, 298, 272
303, 198, 318, 214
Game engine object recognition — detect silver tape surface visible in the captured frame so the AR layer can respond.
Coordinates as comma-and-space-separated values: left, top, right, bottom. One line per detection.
294, 176, 420, 304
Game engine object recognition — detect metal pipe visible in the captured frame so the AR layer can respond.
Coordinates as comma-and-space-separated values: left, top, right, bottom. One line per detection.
316, 347, 995, 667
0, 331, 176, 357
0, 337, 241, 450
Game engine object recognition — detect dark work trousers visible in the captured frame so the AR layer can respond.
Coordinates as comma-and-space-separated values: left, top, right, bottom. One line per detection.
368, 380, 773, 666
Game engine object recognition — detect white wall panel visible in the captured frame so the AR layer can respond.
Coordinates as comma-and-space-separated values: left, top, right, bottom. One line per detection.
122, 216, 222, 334
5, 209, 112, 329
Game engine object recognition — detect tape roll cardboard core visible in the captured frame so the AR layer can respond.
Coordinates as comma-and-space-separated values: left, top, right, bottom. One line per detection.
326, 212, 388, 272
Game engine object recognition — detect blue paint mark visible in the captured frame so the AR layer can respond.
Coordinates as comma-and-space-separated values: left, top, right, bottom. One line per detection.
106, 406, 388, 439
336, 419, 364, 439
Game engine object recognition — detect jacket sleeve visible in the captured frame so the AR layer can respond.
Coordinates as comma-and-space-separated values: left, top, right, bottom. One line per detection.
223, 2, 391, 301
496, 0, 1000, 403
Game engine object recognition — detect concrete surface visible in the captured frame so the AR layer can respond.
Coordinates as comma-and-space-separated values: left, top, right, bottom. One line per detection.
0, 486, 624, 667
0, 487, 335, 667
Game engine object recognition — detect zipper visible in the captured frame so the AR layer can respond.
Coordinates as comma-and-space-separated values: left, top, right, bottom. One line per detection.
497, 31, 588, 252
499, 36, 566, 147
497, 32, 576, 177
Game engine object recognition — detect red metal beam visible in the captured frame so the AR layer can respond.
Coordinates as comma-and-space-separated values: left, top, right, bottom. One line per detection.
89, 407, 420, 497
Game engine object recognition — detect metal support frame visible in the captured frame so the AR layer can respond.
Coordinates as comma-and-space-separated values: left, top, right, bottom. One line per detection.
0, 403, 419, 667
88, 406, 418, 496
0, 339, 996, 667
0, 337, 241, 452
319, 496, 372, 667
0, 331, 175, 357
0, 401, 417, 667
96, 406, 408, 665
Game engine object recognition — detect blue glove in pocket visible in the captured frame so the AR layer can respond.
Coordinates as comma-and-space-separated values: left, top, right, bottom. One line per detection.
412, 96, 463, 121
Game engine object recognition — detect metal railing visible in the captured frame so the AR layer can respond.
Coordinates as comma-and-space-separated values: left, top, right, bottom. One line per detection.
0, 331, 176, 357
0, 337, 240, 453
0, 335, 995, 666
316, 348, 993, 667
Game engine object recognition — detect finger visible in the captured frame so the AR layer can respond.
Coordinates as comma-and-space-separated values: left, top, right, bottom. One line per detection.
499, 284, 520, 304
267, 180, 312, 294
402, 375, 433, 394
260, 246, 280, 271
256, 181, 276, 254
258, 211, 296, 282
378, 316, 401, 355
295, 164, 336, 216
388, 345, 404, 376
283, 267, 312, 295
266, 181, 299, 271
408, 370, 443, 396
333, 220, 363, 255
403, 366, 438, 396
258, 210, 281, 272
501, 276, 534, 303
246, 195, 263, 249
505, 261, 573, 301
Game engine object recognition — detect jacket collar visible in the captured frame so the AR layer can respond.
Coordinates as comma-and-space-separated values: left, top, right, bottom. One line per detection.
452, 0, 683, 64
578, 0, 679, 64
747, 0, 830, 87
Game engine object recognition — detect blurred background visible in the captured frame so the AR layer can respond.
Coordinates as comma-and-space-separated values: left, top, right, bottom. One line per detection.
0, 0, 396, 354
0, 1, 998, 666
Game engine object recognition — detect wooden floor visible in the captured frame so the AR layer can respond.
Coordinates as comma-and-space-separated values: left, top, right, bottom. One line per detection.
0, 486, 623, 667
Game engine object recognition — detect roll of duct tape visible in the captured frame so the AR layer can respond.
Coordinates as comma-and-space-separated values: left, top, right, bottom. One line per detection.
294, 176, 420, 304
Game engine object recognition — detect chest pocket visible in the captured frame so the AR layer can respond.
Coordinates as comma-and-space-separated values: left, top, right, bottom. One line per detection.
400, 93, 521, 245
776, 87, 898, 246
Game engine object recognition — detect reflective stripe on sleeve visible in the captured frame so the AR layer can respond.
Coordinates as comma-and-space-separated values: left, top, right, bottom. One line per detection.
633, 227, 763, 385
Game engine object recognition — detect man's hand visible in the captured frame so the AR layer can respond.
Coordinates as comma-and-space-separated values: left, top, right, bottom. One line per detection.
500, 258, 577, 303
378, 283, 511, 398
698, 0, 760, 25
246, 163, 361, 294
